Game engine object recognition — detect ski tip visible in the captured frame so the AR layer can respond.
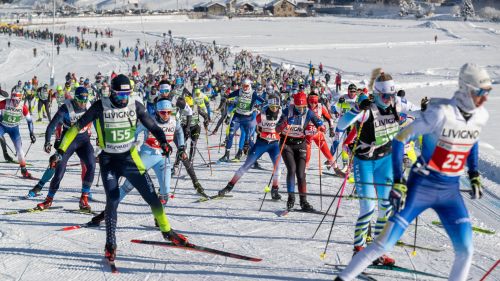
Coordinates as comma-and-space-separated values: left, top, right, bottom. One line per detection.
130, 239, 141, 243
62, 225, 81, 231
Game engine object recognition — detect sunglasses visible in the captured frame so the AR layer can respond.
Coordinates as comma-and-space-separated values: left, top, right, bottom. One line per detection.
159, 89, 170, 94
112, 90, 131, 100
269, 105, 280, 110
380, 93, 395, 100
158, 110, 172, 115
75, 96, 88, 103
473, 88, 491, 97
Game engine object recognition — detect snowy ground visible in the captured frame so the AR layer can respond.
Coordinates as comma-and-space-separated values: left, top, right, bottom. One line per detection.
0, 15, 499, 281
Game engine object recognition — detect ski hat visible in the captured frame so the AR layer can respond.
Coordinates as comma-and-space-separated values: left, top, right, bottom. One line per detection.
110, 74, 131, 108
454, 63, 492, 113
267, 95, 281, 107
74, 87, 89, 103
307, 93, 319, 104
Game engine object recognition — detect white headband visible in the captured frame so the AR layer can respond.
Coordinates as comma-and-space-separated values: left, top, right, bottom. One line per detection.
374, 80, 396, 94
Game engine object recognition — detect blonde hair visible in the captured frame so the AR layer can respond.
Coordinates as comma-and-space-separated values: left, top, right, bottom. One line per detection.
368, 68, 383, 91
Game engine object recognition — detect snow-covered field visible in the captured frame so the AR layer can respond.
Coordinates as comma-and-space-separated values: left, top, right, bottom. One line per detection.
0, 15, 499, 281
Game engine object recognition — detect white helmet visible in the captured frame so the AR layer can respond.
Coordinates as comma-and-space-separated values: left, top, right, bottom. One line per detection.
454, 63, 492, 113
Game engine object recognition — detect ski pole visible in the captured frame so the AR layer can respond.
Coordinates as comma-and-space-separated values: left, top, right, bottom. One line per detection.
218, 121, 224, 153
204, 126, 213, 176
15, 142, 33, 176
195, 146, 209, 167
318, 137, 323, 211
480, 260, 500, 281
320, 110, 366, 260
281, 190, 386, 201
171, 155, 183, 199
4, 141, 16, 156
412, 216, 418, 256
258, 126, 289, 212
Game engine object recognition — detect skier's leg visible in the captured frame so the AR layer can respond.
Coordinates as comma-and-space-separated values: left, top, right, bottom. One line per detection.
124, 147, 171, 232
99, 153, 121, 246
75, 140, 96, 194
267, 141, 281, 187
228, 140, 266, 186
338, 172, 429, 281
373, 154, 393, 238
434, 188, 473, 281
281, 144, 296, 193
353, 157, 376, 248
47, 141, 76, 198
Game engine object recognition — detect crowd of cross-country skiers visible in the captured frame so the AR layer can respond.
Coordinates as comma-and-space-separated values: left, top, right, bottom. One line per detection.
0, 28, 492, 281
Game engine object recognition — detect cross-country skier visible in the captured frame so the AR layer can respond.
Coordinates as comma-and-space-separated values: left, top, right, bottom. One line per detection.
218, 79, 265, 162
335, 63, 491, 281
276, 91, 325, 211
33, 87, 95, 211
218, 95, 282, 199
0, 91, 36, 178
55, 74, 188, 262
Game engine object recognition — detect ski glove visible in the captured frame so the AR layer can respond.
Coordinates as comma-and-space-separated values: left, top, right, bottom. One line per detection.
203, 119, 209, 129
30, 133, 36, 144
177, 145, 188, 161
389, 180, 408, 213
161, 142, 172, 157
329, 127, 335, 138
359, 98, 372, 111
44, 142, 52, 154
469, 172, 482, 199
421, 97, 430, 112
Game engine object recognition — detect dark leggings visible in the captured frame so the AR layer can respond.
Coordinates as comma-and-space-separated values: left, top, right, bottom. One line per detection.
37, 99, 51, 121
281, 140, 307, 194
99, 149, 170, 246
48, 134, 95, 197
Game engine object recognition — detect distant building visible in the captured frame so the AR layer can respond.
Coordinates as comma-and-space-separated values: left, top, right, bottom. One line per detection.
193, 1, 227, 15
264, 0, 297, 17
236, 1, 259, 13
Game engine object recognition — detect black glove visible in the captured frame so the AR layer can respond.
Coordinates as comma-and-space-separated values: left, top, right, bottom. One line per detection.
469, 171, 482, 199
161, 142, 172, 157
30, 133, 36, 144
177, 145, 188, 161
421, 97, 430, 112
359, 98, 372, 111
203, 119, 209, 129
329, 127, 335, 138
224, 116, 230, 125
44, 142, 52, 154
183, 127, 191, 140
338, 97, 345, 104
54, 139, 61, 150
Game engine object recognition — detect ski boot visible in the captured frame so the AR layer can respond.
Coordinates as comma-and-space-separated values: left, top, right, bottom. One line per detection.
162, 229, 188, 246
252, 160, 263, 170
353, 245, 365, 256
79, 193, 92, 212
37, 196, 53, 210
193, 181, 209, 198
299, 196, 315, 212
334, 277, 344, 281
234, 149, 243, 160
159, 194, 168, 206
89, 211, 105, 226
27, 184, 43, 198
104, 243, 117, 262
36, 118, 42, 122
218, 149, 230, 162
3, 152, 14, 163
21, 167, 32, 179
271, 186, 281, 200
373, 254, 396, 266
218, 182, 234, 197
286, 193, 295, 210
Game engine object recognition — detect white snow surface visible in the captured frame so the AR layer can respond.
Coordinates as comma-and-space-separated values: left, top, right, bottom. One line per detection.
0, 15, 499, 281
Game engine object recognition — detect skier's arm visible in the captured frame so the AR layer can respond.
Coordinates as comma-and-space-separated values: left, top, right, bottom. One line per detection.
466, 142, 479, 177
392, 105, 444, 181
45, 105, 67, 143
23, 105, 34, 134
59, 100, 102, 153
331, 110, 367, 156
227, 89, 239, 99
203, 95, 211, 119
136, 101, 167, 145
275, 108, 289, 133
174, 119, 185, 147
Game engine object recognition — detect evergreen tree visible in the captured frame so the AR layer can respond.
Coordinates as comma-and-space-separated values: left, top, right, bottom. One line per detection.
461, 0, 475, 21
